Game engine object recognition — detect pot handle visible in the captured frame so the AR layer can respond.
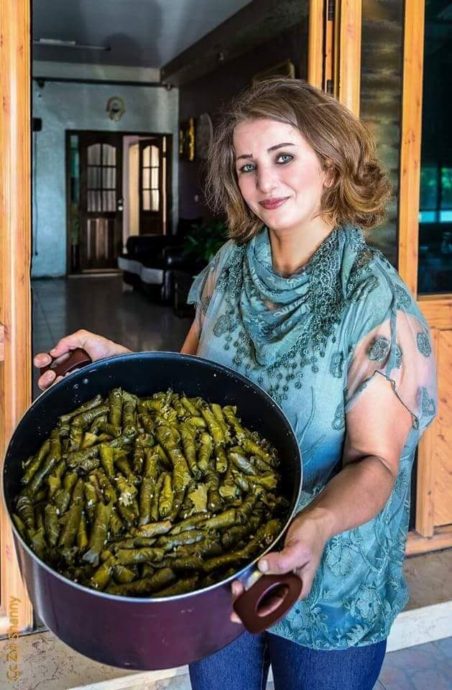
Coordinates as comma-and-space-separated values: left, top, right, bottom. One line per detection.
40, 348, 93, 378
233, 572, 302, 634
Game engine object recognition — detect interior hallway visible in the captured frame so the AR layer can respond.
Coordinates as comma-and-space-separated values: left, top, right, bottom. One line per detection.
32, 274, 192, 397
25, 275, 452, 689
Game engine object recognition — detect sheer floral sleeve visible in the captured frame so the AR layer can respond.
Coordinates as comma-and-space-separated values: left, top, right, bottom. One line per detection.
345, 275, 437, 434
187, 240, 234, 335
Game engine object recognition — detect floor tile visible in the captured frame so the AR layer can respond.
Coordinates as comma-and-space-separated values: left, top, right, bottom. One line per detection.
379, 639, 452, 689
433, 635, 452, 658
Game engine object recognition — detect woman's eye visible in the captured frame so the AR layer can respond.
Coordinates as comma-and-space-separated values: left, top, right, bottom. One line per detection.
276, 153, 293, 164
238, 163, 255, 174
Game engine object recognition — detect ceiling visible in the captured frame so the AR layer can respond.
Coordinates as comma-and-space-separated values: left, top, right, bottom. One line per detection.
32, 0, 252, 68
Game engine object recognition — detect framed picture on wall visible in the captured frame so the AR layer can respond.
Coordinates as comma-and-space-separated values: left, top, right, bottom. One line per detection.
252, 59, 296, 85
179, 118, 196, 161
196, 113, 213, 160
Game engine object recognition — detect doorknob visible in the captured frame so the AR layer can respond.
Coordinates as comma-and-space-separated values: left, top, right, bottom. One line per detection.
117, 198, 124, 212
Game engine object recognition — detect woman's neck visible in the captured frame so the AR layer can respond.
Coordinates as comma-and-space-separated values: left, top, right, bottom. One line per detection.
268, 219, 335, 276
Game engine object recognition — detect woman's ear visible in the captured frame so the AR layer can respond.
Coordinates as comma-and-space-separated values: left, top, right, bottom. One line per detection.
322, 160, 336, 189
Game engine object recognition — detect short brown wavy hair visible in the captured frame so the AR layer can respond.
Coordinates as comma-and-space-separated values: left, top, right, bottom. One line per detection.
206, 78, 391, 243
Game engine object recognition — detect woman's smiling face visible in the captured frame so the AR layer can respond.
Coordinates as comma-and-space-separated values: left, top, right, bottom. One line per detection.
233, 118, 329, 236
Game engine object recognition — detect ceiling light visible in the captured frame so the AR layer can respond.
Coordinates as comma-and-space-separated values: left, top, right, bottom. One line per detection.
33, 38, 110, 51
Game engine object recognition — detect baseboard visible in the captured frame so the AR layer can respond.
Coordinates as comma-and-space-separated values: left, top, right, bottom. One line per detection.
69, 666, 188, 690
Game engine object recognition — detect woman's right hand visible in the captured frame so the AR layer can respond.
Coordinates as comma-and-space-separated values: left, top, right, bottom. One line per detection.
34, 329, 131, 391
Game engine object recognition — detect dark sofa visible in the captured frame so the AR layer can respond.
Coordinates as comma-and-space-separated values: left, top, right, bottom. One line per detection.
117, 224, 204, 305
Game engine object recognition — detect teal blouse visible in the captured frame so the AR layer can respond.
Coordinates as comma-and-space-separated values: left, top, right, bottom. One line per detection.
187, 226, 437, 650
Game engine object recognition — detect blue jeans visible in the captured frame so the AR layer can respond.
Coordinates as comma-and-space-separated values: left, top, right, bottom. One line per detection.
189, 632, 386, 690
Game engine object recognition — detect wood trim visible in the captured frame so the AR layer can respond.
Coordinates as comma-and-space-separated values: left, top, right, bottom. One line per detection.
0, 323, 4, 362
337, 0, 362, 116
415, 327, 439, 537
0, 0, 33, 631
406, 524, 452, 556
324, 0, 335, 93
308, 0, 324, 88
418, 296, 452, 329
397, 0, 425, 295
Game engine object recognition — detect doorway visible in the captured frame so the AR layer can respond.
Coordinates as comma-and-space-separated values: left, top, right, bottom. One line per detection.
66, 130, 171, 273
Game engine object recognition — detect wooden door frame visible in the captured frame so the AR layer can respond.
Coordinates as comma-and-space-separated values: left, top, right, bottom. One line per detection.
0, 0, 33, 634
308, 0, 362, 110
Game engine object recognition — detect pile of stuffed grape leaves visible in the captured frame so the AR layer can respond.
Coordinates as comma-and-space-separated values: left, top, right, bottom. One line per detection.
12, 388, 289, 597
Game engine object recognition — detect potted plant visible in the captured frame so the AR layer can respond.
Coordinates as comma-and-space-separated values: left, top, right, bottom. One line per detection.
182, 218, 228, 267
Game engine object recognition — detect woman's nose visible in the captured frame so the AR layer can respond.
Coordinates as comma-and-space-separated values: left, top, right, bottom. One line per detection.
256, 166, 277, 193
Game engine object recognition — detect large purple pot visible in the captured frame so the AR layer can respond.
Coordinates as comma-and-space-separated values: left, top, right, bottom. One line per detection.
3, 352, 302, 670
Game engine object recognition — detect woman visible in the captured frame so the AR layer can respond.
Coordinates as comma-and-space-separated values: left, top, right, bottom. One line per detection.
35, 79, 437, 690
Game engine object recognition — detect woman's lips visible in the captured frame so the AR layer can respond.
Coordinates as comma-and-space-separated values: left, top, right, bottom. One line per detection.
259, 198, 289, 210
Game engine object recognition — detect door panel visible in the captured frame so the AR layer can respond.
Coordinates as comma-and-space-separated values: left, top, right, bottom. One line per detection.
79, 133, 123, 270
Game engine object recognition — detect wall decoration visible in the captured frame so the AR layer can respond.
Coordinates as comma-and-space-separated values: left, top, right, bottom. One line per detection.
196, 113, 213, 160
106, 96, 126, 122
179, 118, 196, 161
252, 59, 296, 85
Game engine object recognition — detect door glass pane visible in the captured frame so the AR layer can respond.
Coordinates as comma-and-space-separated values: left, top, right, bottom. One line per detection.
151, 145, 159, 166
88, 190, 102, 212
360, 0, 404, 266
418, 5, 452, 294
143, 145, 151, 166
102, 144, 116, 165
143, 190, 151, 211
143, 168, 150, 189
87, 143, 101, 165
151, 168, 159, 188
151, 190, 159, 211
103, 167, 115, 189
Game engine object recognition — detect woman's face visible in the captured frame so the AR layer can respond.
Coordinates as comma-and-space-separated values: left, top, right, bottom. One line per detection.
233, 118, 329, 236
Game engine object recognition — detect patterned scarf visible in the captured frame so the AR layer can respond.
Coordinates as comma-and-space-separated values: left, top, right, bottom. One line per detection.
232, 226, 369, 366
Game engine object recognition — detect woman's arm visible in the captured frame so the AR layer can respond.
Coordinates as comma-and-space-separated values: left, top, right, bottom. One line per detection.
34, 321, 200, 391
180, 320, 200, 355
34, 329, 131, 390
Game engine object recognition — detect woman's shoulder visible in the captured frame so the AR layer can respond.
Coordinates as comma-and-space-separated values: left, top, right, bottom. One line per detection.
187, 239, 240, 306
344, 235, 418, 316
340, 231, 430, 345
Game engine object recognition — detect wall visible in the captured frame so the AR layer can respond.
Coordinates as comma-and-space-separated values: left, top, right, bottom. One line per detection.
32, 80, 178, 277
178, 21, 308, 219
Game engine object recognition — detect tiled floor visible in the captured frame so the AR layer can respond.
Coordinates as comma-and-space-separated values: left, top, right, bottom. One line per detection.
378, 637, 452, 689
23, 275, 452, 689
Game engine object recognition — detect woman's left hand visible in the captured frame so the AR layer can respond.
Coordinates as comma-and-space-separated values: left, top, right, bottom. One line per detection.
230, 507, 331, 624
